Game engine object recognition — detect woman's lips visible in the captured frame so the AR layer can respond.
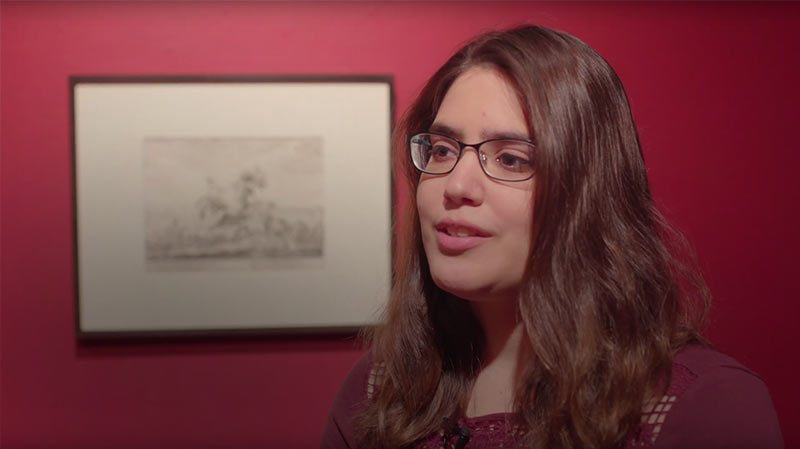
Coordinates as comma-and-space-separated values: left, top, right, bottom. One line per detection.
436, 231, 488, 253
434, 220, 490, 254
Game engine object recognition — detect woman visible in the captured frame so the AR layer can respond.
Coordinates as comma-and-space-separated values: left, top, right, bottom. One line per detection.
321, 25, 783, 449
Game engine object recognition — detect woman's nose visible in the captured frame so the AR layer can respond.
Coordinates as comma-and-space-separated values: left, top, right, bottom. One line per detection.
443, 147, 485, 207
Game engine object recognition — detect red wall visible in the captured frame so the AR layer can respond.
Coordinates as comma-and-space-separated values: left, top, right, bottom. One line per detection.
2, 2, 798, 448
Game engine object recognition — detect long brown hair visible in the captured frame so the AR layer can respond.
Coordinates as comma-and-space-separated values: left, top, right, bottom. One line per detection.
359, 25, 710, 449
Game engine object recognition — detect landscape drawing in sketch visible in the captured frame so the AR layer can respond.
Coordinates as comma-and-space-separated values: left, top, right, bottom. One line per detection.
143, 137, 324, 271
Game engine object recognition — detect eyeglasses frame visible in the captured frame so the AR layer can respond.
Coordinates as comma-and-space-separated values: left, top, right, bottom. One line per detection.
408, 132, 536, 182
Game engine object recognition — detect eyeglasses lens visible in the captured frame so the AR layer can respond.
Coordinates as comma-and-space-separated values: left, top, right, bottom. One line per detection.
410, 133, 534, 181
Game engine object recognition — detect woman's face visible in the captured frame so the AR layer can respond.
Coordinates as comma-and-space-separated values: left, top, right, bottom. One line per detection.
417, 67, 535, 303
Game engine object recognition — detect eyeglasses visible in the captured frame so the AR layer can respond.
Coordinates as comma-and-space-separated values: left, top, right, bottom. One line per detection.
409, 132, 535, 182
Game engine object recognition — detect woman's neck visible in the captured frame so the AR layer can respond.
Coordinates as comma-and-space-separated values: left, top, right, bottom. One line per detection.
464, 296, 527, 417
469, 297, 523, 365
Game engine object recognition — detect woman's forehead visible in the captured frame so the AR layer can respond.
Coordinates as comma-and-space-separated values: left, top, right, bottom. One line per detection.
433, 67, 530, 141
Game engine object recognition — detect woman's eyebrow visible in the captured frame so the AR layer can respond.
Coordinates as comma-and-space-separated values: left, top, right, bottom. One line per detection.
429, 122, 531, 142
428, 123, 460, 138
480, 129, 531, 142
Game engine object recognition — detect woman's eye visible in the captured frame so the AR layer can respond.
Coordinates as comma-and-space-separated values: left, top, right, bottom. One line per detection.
430, 144, 457, 160
496, 152, 531, 171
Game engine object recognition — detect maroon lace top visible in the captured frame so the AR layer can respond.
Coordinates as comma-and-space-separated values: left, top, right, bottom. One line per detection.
321, 344, 784, 449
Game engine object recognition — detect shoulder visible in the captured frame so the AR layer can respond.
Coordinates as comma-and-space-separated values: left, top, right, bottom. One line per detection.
672, 342, 757, 377
336, 349, 375, 405
650, 343, 784, 449
320, 350, 373, 449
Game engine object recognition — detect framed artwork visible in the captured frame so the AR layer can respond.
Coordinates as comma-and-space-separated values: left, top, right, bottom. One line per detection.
71, 75, 393, 338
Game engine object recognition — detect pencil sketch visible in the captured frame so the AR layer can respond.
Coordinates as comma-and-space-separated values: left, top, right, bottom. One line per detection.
143, 137, 324, 271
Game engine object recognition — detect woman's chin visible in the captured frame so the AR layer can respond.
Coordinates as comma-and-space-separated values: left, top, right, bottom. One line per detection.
431, 275, 476, 298
431, 275, 495, 302
431, 271, 521, 304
